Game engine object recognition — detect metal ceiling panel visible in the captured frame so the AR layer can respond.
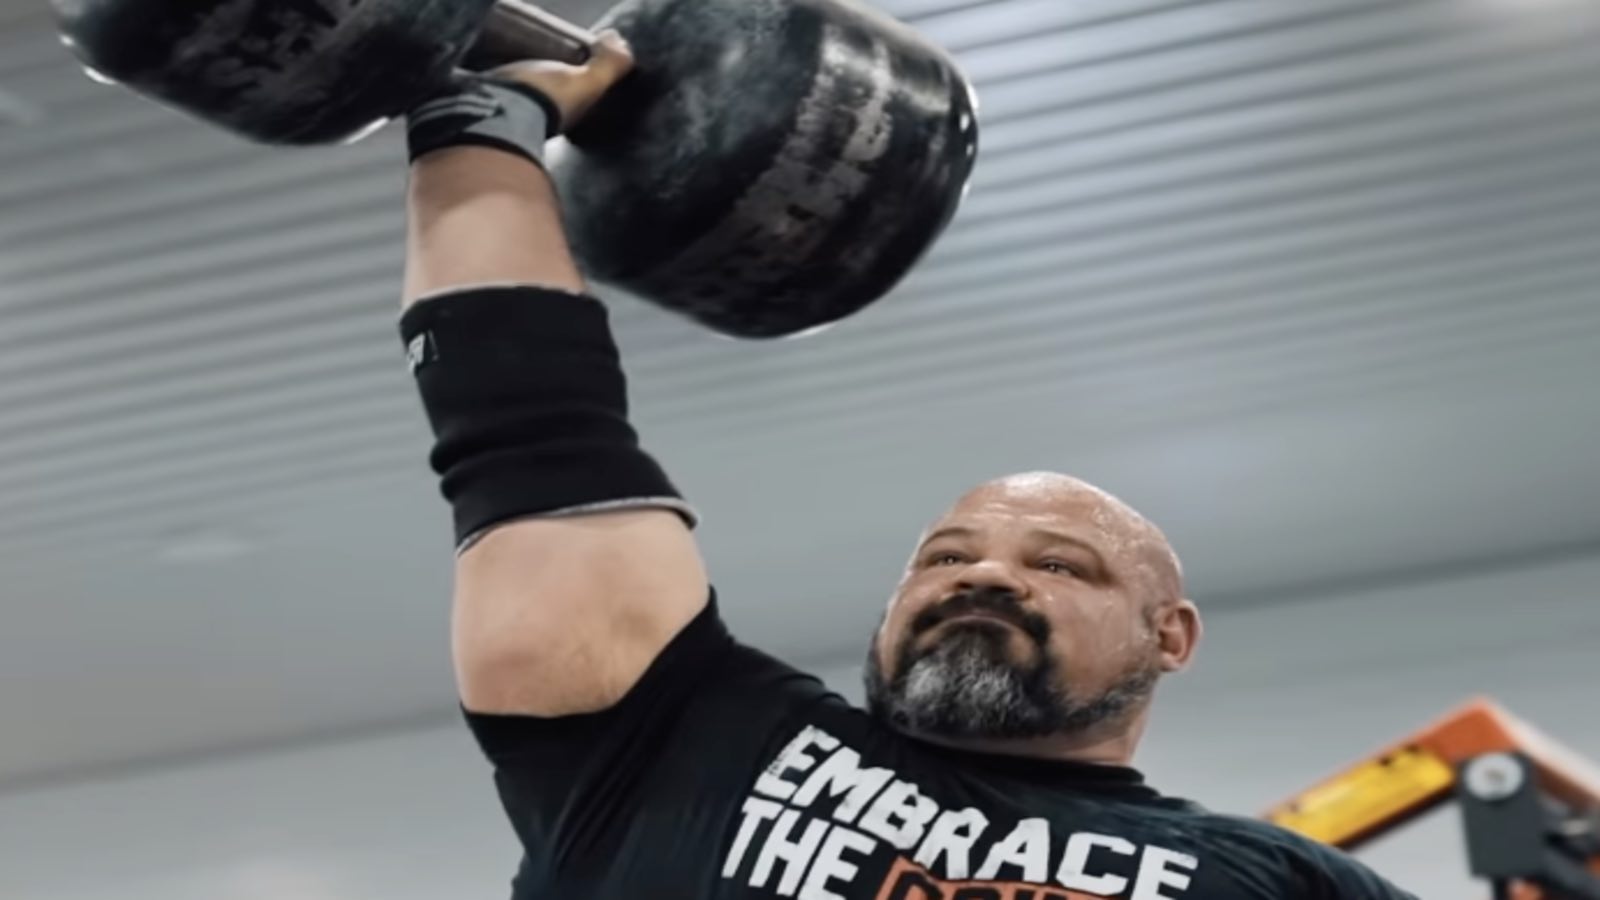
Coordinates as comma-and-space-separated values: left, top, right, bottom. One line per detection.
2, 0, 1598, 786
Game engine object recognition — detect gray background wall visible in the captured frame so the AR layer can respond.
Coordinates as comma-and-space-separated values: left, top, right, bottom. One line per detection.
3, 0, 1599, 896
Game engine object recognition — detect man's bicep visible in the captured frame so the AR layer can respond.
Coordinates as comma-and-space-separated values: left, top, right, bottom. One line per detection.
464, 598, 836, 881
452, 509, 709, 717
461, 585, 729, 764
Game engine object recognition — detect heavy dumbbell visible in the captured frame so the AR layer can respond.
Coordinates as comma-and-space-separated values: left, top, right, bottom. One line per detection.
54, 0, 980, 338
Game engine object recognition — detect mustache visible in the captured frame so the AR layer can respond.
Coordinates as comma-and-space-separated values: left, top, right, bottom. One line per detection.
910, 586, 1051, 645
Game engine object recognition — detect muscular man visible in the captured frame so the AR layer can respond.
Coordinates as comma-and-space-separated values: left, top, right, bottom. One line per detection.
399, 36, 1417, 900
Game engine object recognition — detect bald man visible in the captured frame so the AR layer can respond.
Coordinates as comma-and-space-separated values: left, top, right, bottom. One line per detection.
866, 473, 1195, 767
397, 40, 1417, 900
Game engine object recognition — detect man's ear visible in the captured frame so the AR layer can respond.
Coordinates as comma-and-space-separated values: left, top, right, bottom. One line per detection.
1154, 599, 1201, 673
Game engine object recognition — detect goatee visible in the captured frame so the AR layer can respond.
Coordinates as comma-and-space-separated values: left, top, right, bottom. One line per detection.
863, 587, 1158, 740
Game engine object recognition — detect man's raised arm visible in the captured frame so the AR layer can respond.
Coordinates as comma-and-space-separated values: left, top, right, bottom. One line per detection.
399, 35, 709, 718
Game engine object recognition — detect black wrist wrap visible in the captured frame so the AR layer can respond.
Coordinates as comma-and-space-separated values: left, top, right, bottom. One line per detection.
406, 75, 561, 167
398, 287, 695, 548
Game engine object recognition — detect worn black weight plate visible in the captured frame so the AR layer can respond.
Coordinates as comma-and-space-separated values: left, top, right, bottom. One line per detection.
550, 0, 980, 338
55, 0, 496, 144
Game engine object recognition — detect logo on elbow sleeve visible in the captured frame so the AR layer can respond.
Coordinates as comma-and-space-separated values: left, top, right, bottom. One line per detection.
719, 725, 1202, 899
406, 332, 436, 375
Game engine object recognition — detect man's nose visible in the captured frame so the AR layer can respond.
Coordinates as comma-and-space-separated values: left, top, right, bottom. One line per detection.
955, 558, 1030, 598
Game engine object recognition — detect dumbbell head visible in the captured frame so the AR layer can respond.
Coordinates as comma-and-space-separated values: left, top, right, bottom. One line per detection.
550, 0, 978, 337
56, 0, 979, 338
56, 0, 500, 144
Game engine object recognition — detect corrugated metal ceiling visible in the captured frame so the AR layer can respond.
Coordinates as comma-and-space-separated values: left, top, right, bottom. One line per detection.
2, 0, 1598, 786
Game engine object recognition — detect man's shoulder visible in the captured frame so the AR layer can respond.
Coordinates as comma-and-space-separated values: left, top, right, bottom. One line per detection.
1163, 803, 1344, 859
1161, 802, 1303, 840
1148, 804, 1417, 899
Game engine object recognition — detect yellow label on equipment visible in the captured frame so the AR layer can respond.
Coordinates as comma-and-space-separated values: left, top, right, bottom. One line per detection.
1269, 747, 1456, 845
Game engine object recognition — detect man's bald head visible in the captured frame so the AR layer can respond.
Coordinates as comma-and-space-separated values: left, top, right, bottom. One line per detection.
942, 472, 1187, 613
866, 472, 1202, 751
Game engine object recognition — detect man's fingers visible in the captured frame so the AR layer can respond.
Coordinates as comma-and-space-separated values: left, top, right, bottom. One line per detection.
587, 30, 635, 81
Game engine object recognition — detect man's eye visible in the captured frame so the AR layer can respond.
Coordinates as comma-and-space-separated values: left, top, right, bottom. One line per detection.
1039, 560, 1079, 576
931, 553, 966, 566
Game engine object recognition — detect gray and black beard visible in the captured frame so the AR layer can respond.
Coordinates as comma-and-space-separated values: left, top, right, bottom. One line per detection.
863, 588, 1159, 741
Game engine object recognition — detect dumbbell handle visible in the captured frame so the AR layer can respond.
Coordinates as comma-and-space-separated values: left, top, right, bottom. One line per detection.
470, 0, 600, 70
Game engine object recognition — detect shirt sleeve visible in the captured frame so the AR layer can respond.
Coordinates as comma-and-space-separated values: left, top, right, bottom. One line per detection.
1205, 814, 1422, 899
1299, 838, 1421, 899
462, 592, 842, 886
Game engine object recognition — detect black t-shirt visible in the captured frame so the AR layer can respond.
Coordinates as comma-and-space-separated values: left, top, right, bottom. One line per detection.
466, 597, 1417, 899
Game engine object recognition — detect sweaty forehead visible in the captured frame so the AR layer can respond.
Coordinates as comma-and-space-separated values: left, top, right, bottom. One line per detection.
917, 473, 1186, 603
939, 474, 1133, 539
931, 474, 1182, 590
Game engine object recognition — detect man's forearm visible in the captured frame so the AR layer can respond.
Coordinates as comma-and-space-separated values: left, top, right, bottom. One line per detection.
404, 147, 586, 306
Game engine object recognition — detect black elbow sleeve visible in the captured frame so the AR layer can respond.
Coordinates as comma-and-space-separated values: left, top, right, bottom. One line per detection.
398, 286, 695, 548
